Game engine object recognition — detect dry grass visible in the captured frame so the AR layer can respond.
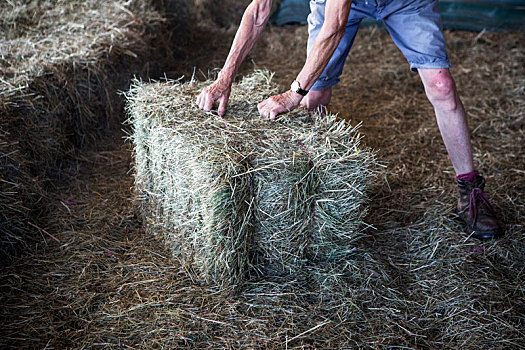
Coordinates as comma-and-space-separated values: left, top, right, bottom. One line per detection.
127, 71, 380, 294
0, 8, 524, 349
0, 0, 164, 98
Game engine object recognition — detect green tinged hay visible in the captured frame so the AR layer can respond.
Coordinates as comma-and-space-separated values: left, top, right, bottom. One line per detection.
126, 70, 380, 290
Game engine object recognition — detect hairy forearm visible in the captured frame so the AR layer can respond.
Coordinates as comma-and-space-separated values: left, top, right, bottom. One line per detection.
218, 0, 272, 84
296, 29, 345, 90
296, 0, 352, 90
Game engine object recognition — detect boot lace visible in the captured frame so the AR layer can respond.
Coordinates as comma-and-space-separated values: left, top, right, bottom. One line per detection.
469, 188, 495, 224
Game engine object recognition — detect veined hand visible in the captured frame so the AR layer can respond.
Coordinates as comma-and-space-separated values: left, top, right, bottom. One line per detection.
257, 90, 303, 120
196, 79, 232, 117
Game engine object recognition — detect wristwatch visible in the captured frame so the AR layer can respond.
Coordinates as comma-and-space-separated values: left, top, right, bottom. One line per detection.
291, 80, 308, 96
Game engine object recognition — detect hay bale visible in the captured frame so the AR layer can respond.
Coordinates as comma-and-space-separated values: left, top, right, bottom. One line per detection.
127, 71, 380, 290
0, 0, 167, 149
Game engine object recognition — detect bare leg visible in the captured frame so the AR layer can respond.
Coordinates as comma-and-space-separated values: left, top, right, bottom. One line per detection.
418, 68, 474, 175
300, 87, 333, 111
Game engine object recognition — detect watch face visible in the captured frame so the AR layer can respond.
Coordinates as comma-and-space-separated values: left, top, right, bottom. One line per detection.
291, 80, 300, 92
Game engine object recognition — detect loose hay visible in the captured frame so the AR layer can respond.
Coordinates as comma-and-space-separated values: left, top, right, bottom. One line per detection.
127, 70, 380, 290
1, 27, 524, 349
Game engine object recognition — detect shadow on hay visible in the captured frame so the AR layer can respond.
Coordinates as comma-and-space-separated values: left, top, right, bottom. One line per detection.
0, 0, 191, 261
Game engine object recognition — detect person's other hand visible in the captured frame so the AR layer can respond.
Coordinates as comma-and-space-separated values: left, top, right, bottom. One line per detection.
257, 91, 303, 120
196, 79, 232, 117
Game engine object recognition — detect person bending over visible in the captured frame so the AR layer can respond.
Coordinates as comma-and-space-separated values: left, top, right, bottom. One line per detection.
196, 0, 503, 239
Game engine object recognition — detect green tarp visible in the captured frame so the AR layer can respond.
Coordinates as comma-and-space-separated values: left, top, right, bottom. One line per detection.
272, 0, 525, 32
272, 0, 310, 26
439, 1, 525, 32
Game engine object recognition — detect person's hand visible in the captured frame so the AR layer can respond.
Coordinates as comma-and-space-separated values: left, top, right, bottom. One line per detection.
196, 79, 232, 117
257, 90, 303, 120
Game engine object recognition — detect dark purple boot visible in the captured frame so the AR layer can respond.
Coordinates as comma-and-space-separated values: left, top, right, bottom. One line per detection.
457, 173, 503, 239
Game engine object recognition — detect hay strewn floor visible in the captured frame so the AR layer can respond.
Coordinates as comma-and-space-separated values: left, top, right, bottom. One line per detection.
1, 21, 524, 349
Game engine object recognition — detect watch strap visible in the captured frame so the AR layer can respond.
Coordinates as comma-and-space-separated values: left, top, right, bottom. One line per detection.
295, 86, 308, 96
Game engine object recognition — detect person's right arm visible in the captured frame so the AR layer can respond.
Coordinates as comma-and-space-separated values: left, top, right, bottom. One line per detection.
197, 0, 273, 116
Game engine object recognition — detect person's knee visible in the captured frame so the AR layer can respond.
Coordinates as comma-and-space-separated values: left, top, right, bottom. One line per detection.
423, 70, 458, 110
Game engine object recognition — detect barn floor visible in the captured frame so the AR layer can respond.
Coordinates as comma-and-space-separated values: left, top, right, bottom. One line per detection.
1, 25, 524, 348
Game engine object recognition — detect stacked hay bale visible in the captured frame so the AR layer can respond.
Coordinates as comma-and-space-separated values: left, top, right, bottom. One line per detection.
0, 0, 169, 154
0, 0, 182, 258
127, 71, 380, 291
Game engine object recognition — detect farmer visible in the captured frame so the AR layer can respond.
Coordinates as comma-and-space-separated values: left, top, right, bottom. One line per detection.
196, 0, 503, 239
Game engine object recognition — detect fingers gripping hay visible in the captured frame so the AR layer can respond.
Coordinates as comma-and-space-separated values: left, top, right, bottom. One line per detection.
126, 70, 379, 290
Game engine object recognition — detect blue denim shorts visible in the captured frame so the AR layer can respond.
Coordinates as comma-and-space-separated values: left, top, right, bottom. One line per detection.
307, 0, 452, 90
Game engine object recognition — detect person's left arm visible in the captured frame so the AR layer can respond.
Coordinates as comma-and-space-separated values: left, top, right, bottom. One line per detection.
257, 0, 352, 119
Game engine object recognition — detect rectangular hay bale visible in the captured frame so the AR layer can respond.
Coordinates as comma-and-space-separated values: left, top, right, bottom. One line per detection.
126, 71, 379, 290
